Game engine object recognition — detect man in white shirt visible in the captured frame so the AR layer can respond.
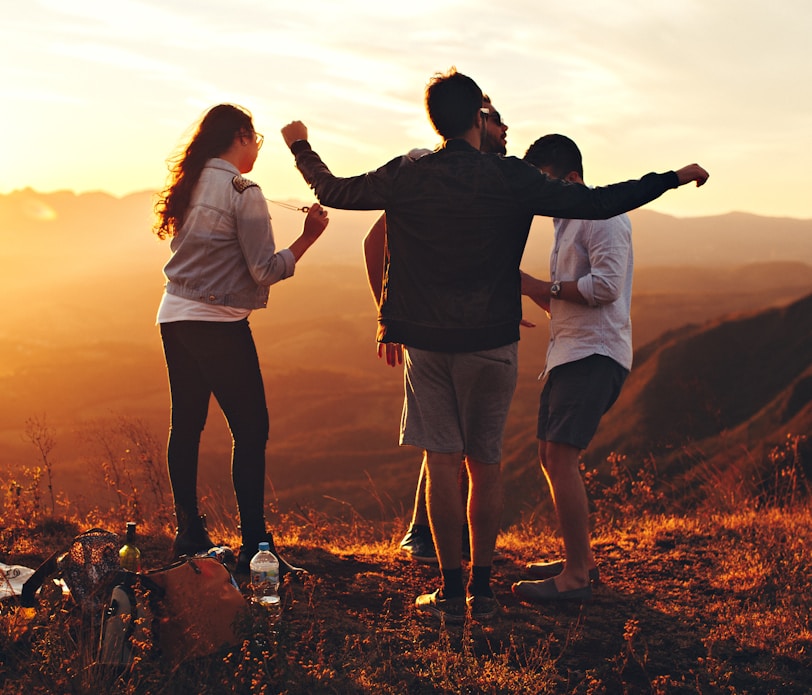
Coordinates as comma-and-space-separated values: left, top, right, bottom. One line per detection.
513, 134, 634, 603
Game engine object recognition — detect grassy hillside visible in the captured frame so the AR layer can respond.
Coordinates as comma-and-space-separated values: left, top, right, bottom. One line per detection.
589, 293, 812, 509
1, 474, 810, 694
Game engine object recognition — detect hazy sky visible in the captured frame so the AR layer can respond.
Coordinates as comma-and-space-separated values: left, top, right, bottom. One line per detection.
3, 0, 811, 218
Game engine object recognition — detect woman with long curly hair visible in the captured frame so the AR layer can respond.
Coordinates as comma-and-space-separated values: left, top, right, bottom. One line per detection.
154, 103, 328, 577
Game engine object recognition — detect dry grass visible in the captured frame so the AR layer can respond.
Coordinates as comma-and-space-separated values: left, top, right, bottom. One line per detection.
1, 440, 810, 694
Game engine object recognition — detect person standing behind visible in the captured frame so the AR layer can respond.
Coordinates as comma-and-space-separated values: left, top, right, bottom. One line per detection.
512, 134, 636, 603
153, 103, 329, 577
280, 68, 708, 623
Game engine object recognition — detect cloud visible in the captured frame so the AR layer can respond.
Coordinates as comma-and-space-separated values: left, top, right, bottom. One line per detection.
3, 0, 811, 217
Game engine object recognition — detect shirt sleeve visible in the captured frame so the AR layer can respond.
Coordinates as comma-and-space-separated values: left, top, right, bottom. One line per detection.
293, 143, 403, 210
235, 186, 296, 286
575, 216, 632, 306
511, 157, 678, 220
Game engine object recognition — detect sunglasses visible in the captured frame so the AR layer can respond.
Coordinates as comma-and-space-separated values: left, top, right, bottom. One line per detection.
480, 109, 504, 127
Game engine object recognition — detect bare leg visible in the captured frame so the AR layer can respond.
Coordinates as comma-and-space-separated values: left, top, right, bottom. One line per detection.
410, 454, 430, 526
465, 456, 502, 567
540, 439, 594, 590
458, 463, 470, 508
412, 455, 467, 528
425, 450, 465, 570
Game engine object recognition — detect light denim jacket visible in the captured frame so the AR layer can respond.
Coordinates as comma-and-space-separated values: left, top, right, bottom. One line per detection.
163, 158, 295, 309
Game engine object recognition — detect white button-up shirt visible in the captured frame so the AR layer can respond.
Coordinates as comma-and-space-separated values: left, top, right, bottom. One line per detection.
544, 212, 633, 375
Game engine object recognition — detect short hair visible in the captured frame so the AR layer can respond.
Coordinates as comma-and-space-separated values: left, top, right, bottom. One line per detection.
425, 68, 483, 140
524, 134, 584, 180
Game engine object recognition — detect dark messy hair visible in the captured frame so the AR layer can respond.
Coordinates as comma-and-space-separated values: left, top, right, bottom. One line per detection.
425, 68, 483, 140
523, 134, 584, 180
154, 104, 254, 239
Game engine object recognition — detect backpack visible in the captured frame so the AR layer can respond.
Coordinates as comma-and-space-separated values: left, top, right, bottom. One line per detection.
98, 556, 248, 667
97, 572, 153, 668
21, 528, 121, 611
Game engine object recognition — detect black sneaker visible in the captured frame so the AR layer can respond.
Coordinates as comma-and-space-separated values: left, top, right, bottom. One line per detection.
399, 525, 438, 564
467, 594, 500, 621
415, 589, 466, 623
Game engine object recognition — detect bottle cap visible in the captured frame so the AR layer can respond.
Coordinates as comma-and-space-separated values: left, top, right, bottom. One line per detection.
258, 541, 270, 552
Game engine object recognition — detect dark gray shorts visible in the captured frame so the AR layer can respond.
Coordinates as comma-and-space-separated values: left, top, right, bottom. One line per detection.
400, 343, 518, 465
537, 354, 628, 450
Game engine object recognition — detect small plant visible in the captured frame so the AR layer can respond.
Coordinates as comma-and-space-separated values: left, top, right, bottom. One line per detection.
585, 452, 667, 527
756, 433, 809, 508
23, 415, 57, 514
77, 415, 173, 524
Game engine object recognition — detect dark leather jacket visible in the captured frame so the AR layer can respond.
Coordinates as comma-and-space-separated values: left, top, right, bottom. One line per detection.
292, 139, 677, 352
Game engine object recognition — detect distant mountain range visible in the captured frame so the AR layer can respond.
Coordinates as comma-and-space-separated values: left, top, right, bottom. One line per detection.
0, 189, 810, 520
3, 188, 812, 272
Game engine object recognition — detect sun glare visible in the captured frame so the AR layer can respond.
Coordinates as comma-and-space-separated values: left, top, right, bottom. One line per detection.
23, 199, 58, 222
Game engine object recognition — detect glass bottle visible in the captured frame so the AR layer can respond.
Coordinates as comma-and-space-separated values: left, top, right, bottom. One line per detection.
119, 521, 141, 572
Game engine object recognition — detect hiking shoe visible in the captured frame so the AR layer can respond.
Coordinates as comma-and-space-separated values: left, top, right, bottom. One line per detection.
526, 560, 600, 584
415, 589, 466, 623
467, 594, 500, 621
172, 514, 215, 559
400, 525, 438, 564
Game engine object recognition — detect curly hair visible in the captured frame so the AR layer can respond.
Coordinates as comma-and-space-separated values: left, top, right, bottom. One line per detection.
154, 104, 254, 239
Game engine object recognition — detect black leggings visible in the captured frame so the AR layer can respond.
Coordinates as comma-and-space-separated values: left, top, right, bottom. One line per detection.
160, 319, 269, 536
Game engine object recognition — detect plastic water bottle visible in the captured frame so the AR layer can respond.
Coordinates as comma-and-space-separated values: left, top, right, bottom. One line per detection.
249, 542, 281, 623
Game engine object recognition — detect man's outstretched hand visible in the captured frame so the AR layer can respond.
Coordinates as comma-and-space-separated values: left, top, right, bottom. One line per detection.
281, 121, 308, 148
675, 164, 709, 187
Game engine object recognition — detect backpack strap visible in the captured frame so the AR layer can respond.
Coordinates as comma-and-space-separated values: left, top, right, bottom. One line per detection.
20, 548, 62, 607
118, 568, 166, 601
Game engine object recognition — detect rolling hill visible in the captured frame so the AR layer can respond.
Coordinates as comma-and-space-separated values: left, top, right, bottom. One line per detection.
0, 189, 810, 521
585, 292, 812, 505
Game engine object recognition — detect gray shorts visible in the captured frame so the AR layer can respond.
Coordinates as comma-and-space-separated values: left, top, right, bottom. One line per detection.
400, 343, 518, 465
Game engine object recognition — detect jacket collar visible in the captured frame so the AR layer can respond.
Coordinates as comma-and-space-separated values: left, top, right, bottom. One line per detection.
205, 158, 241, 174
441, 139, 478, 153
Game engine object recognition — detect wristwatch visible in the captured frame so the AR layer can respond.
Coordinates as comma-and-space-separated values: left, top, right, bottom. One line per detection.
550, 281, 562, 299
